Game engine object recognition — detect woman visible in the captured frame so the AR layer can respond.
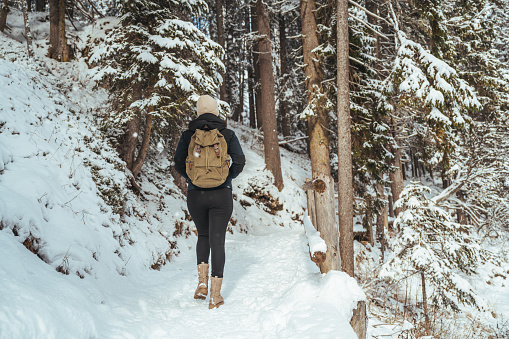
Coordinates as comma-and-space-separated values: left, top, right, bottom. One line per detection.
173, 95, 245, 309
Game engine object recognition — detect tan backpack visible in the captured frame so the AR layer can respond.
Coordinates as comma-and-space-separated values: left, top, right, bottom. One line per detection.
186, 129, 230, 188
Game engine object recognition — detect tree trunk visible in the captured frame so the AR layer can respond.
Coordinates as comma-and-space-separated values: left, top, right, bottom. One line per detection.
57, 0, 69, 61
21, 0, 34, 58
120, 117, 141, 170
251, 4, 263, 129
390, 118, 404, 216
49, 0, 69, 61
376, 183, 388, 258
246, 7, 256, 129
0, 0, 8, 32
337, 0, 354, 277
216, 0, 227, 102
35, 0, 45, 12
421, 272, 431, 336
256, 0, 283, 191
390, 144, 404, 216
132, 114, 153, 177
279, 13, 290, 137
301, 0, 339, 272
49, 0, 59, 57
350, 300, 367, 339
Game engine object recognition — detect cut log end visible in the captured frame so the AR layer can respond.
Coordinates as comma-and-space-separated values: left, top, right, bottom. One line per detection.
310, 251, 326, 264
302, 179, 327, 194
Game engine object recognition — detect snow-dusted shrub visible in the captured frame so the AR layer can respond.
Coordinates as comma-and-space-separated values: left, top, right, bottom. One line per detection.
238, 172, 283, 215
381, 182, 484, 311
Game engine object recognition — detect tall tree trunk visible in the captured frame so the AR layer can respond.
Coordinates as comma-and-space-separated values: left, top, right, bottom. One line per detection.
0, 0, 8, 32
376, 183, 388, 258
256, 0, 283, 191
35, 0, 45, 12
251, 4, 263, 129
279, 13, 290, 137
246, 7, 256, 128
216, 0, 227, 102
390, 117, 404, 216
49, 0, 60, 58
49, 0, 68, 61
132, 114, 153, 177
421, 272, 431, 336
337, 0, 354, 277
301, 0, 339, 272
248, 57, 256, 128
57, 0, 69, 61
21, 0, 34, 58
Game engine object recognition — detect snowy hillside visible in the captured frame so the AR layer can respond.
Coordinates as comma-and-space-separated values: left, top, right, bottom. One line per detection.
0, 15, 369, 338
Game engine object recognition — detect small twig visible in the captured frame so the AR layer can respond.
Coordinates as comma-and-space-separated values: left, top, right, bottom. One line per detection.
64, 191, 83, 206
348, 0, 394, 27
350, 13, 390, 40
278, 135, 308, 145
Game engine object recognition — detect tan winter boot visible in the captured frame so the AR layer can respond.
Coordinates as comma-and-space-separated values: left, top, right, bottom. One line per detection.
209, 276, 224, 309
194, 262, 209, 300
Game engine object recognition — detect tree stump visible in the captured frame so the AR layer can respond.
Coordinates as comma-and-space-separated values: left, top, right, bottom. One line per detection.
350, 300, 367, 339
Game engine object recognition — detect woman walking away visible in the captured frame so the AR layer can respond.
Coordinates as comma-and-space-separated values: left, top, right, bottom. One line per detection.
173, 95, 245, 309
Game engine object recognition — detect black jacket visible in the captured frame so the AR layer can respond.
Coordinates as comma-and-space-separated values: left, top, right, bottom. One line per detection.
174, 113, 246, 191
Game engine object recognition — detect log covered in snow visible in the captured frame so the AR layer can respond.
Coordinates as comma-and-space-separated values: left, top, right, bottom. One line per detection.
303, 215, 327, 264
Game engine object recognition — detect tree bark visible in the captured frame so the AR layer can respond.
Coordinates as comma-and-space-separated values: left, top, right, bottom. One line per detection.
256, 0, 284, 191
251, 4, 263, 129
279, 13, 290, 137
246, 7, 256, 128
49, 0, 60, 58
390, 143, 404, 216
337, 0, 354, 277
35, 0, 46, 12
216, 0, 227, 102
301, 0, 339, 272
376, 183, 388, 258
49, 0, 69, 61
421, 272, 431, 336
120, 117, 141, 170
0, 0, 8, 32
57, 0, 69, 61
21, 0, 34, 58
132, 114, 153, 177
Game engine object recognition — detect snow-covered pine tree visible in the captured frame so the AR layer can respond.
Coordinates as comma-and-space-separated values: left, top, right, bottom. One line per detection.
380, 10, 480, 178
448, 0, 509, 122
89, 0, 224, 184
313, 1, 393, 239
380, 182, 483, 312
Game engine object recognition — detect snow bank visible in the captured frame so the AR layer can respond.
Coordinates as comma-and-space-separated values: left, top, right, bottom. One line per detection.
259, 270, 365, 338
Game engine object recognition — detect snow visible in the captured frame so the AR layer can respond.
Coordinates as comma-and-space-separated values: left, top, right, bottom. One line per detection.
304, 215, 327, 255
0, 13, 367, 338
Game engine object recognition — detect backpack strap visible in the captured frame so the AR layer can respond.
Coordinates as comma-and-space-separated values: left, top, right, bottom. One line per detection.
183, 130, 193, 145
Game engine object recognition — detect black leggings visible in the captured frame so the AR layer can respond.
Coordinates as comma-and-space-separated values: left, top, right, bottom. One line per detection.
187, 188, 233, 278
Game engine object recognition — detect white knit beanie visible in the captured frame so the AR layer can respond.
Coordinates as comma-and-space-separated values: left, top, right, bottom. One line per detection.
196, 95, 219, 116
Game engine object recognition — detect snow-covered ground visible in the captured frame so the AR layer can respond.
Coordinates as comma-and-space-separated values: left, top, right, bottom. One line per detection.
0, 12, 369, 339
3, 9, 509, 339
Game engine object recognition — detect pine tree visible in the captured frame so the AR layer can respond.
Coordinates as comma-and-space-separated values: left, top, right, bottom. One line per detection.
381, 182, 484, 312
89, 0, 224, 185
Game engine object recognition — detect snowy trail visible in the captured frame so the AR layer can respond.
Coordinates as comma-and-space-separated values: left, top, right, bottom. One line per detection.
89, 226, 360, 338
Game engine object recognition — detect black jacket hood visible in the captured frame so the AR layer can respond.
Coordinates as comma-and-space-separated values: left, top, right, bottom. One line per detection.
188, 113, 227, 131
